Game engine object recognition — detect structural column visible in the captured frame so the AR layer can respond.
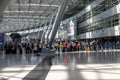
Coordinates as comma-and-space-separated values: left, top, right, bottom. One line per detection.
0, 0, 10, 50
0, 0, 10, 22
49, 0, 68, 47
46, 14, 55, 41
41, 20, 48, 43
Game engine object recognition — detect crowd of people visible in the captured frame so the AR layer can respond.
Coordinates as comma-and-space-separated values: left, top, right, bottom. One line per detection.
3, 41, 47, 55
3, 39, 120, 54
3, 39, 93, 54
52, 40, 120, 52
52, 40, 90, 52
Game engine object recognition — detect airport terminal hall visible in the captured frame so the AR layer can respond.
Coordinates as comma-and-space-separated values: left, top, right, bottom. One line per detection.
0, 0, 120, 80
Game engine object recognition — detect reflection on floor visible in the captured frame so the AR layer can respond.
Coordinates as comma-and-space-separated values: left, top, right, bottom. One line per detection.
1, 50, 120, 80
53, 52, 120, 64
45, 51, 120, 80
0, 51, 45, 80
46, 64, 120, 80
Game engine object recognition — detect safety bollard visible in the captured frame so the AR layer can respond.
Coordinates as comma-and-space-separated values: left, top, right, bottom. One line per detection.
101, 43, 104, 54
112, 42, 115, 54
60, 47, 62, 53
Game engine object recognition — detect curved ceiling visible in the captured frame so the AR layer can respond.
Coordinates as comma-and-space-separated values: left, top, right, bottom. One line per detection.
0, 0, 94, 33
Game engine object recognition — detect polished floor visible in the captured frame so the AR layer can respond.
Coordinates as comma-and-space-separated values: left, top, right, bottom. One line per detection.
0, 51, 45, 80
0, 49, 120, 80
46, 51, 120, 80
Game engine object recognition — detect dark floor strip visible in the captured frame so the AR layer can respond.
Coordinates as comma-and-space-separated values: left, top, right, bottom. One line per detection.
22, 55, 54, 80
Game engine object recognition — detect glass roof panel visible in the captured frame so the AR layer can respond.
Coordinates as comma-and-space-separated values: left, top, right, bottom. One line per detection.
0, 0, 92, 33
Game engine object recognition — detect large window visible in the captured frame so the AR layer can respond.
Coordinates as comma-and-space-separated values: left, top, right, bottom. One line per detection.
77, 0, 120, 23
77, 13, 120, 34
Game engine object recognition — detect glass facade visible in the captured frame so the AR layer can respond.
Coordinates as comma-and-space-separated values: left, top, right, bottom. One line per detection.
77, 0, 120, 23
77, 13, 120, 34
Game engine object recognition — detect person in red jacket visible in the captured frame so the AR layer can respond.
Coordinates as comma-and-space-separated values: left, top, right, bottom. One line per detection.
63, 41, 67, 52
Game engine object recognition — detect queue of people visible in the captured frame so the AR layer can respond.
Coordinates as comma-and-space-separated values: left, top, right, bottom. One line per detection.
52, 40, 84, 52
3, 41, 45, 55
3, 39, 120, 54
52, 40, 120, 52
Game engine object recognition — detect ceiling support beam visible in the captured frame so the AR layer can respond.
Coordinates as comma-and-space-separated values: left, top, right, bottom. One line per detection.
0, 0, 10, 12
3, 11, 53, 14
49, 0, 68, 47
0, 0, 10, 22
8, 4, 59, 7
3, 16, 51, 19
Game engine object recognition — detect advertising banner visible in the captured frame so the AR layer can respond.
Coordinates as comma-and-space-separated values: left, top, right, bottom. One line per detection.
67, 20, 75, 36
